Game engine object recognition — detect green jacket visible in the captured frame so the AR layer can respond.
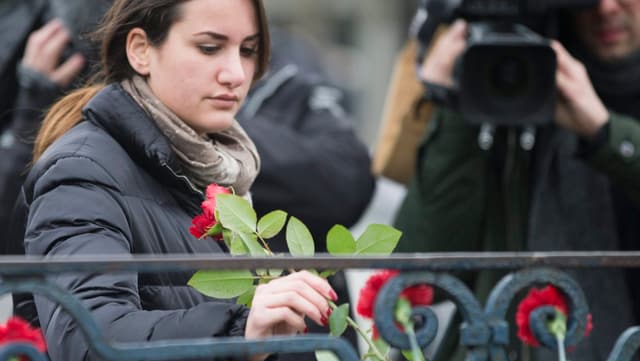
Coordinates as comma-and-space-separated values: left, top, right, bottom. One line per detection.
393, 107, 640, 360
395, 107, 640, 255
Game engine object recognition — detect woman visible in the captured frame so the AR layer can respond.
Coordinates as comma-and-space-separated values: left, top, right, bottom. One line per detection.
15, 1, 336, 360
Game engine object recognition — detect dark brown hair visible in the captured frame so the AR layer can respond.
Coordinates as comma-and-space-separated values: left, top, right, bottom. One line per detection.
34, 0, 270, 161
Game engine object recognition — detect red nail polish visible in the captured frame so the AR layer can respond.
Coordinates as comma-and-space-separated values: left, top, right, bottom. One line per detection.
327, 307, 332, 317
303, 327, 308, 334
329, 290, 338, 301
321, 316, 328, 326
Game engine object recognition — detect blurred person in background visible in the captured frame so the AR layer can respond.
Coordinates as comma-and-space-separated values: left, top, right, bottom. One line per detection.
393, 0, 640, 360
0, 0, 109, 253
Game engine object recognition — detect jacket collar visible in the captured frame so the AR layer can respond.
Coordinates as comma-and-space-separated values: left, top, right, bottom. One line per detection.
82, 83, 203, 198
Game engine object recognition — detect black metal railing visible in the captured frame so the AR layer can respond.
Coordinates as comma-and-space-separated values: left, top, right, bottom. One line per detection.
1, 252, 639, 361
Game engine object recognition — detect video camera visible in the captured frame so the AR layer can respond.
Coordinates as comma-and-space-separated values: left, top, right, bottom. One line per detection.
416, 0, 597, 128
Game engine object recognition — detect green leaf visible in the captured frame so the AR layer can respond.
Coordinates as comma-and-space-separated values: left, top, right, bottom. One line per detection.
269, 269, 284, 277
204, 222, 223, 238
286, 216, 315, 256
257, 210, 288, 239
238, 232, 268, 256
329, 303, 350, 337
222, 228, 234, 249
319, 269, 337, 278
355, 224, 402, 255
216, 194, 257, 234
229, 232, 249, 256
236, 287, 256, 307
315, 351, 340, 361
188, 270, 254, 299
326, 225, 356, 255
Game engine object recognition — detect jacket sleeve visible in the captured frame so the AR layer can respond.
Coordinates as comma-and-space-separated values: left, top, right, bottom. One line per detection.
24, 155, 249, 361
239, 77, 375, 250
393, 108, 489, 253
585, 111, 640, 205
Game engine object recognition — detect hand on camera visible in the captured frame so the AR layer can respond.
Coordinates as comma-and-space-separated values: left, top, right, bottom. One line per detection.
244, 271, 336, 361
551, 40, 609, 138
419, 19, 468, 87
21, 19, 85, 88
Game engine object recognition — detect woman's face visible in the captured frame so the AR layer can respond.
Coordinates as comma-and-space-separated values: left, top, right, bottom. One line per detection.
146, 0, 259, 133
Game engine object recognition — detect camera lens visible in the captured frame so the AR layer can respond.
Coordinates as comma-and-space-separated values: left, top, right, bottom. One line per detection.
489, 56, 528, 98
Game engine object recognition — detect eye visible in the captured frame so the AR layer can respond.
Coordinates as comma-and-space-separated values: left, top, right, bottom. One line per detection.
240, 45, 258, 57
198, 45, 220, 55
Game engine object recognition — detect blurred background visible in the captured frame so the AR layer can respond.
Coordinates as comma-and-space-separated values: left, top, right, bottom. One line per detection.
266, 0, 420, 147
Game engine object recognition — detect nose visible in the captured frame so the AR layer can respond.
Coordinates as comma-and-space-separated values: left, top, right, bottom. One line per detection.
598, 0, 623, 15
217, 51, 247, 89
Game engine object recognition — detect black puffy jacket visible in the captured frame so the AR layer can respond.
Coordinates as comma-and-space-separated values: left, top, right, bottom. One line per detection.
14, 84, 249, 361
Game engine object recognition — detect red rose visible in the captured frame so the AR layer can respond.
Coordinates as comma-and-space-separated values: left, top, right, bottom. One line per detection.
206, 183, 231, 199
189, 184, 230, 241
516, 285, 593, 346
189, 214, 212, 239
0, 316, 47, 359
356, 270, 434, 339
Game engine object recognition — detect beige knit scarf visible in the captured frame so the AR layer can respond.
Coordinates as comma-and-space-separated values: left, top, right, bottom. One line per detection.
121, 76, 260, 195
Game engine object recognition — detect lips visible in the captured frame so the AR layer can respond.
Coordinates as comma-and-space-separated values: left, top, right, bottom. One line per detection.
207, 95, 239, 110
595, 24, 627, 45
213, 94, 239, 101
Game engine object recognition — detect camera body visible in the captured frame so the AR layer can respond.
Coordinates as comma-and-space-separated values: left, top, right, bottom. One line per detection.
418, 0, 597, 126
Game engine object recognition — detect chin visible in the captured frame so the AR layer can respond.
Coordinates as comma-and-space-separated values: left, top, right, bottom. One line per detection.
200, 115, 235, 134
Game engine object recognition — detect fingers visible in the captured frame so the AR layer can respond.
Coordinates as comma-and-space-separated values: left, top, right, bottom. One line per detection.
246, 271, 337, 339
256, 286, 325, 326
551, 41, 587, 85
21, 19, 85, 86
51, 54, 86, 87
550, 40, 609, 137
254, 306, 307, 334
258, 271, 334, 326
24, 19, 65, 58
420, 19, 468, 86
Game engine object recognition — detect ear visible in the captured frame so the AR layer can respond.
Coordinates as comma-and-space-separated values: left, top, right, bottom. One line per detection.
126, 28, 152, 76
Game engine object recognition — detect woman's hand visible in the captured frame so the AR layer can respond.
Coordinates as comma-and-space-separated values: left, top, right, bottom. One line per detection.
551, 40, 609, 138
245, 271, 337, 361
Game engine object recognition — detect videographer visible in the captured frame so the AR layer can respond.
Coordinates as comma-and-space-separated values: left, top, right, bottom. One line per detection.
394, 1, 640, 360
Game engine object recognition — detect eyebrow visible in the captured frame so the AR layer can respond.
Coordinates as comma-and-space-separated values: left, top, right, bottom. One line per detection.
194, 31, 260, 42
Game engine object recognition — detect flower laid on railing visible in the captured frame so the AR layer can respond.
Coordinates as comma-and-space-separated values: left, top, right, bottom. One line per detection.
516, 285, 593, 361
356, 270, 434, 361
186, 184, 418, 361
0, 316, 47, 361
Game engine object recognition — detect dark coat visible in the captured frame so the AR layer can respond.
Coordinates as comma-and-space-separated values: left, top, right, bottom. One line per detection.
237, 29, 375, 252
394, 94, 640, 361
13, 84, 249, 361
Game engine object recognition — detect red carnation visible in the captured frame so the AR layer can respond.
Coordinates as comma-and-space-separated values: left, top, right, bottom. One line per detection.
356, 270, 434, 339
516, 285, 593, 346
0, 316, 47, 360
189, 183, 230, 241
